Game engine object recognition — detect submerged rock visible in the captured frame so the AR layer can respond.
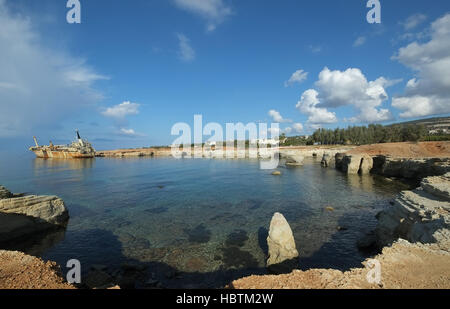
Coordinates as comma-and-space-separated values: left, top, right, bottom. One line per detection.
285, 155, 304, 166
266, 212, 299, 273
271, 171, 282, 176
84, 270, 115, 289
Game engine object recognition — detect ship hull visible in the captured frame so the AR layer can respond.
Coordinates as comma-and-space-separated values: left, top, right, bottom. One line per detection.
32, 149, 95, 159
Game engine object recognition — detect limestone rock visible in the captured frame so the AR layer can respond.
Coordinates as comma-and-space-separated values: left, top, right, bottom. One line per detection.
375, 173, 450, 252
0, 193, 69, 244
321, 153, 333, 167
341, 155, 362, 174
421, 173, 450, 201
336, 155, 373, 175
372, 156, 450, 179
0, 195, 68, 226
285, 155, 304, 166
0, 186, 12, 199
266, 213, 299, 273
359, 155, 373, 175
271, 171, 281, 176
335, 153, 345, 170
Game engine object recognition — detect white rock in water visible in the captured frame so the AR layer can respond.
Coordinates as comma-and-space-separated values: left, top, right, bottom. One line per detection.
267, 212, 299, 272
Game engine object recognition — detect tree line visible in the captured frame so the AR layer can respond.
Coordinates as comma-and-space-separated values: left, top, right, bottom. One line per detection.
282, 123, 449, 146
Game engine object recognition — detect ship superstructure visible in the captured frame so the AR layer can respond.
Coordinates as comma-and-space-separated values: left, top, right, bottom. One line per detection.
29, 131, 96, 158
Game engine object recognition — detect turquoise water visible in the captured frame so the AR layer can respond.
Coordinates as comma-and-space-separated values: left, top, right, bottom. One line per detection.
0, 154, 410, 288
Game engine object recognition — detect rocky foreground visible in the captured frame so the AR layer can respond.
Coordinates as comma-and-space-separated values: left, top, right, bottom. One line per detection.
231, 239, 450, 289
232, 171, 450, 289
0, 250, 74, 289
375, 172, 450, 251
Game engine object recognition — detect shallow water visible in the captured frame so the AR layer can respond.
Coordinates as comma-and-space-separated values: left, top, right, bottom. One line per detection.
0, 155, 410, 288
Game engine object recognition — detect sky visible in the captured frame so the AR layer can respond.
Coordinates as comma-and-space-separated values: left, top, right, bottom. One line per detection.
0, 0, 449, 151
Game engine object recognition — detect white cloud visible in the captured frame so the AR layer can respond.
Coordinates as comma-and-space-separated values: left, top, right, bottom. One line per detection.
0, 0, 105, 137
296, 89, 338, 124
400, 13, 427, 30
177, 33, 195, 62
101, 101, 141, 137
308, 45, 322, 53
284, 123, 303, 134
120, 128, 136, 135
101, 101, 140, 119
284, 69, 308, 87
173, 0, 232, 32
353, 36, 366, 47
63, 66, 109, 85
292, 123, 303, 133
268, 110, 292, 123
392, 13, 450, 118
314, 67, 393, 123
119, 128, 144, 137
283, 127, 292, 134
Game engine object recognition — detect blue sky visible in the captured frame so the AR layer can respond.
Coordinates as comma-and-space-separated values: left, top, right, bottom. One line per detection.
0, 0, 449, 150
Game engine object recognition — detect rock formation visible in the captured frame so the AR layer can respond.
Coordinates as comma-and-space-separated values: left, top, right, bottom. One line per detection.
359, 155, 373, 175
0, 186, 12, 199
266, 213, 299, 273
0, 187, 69, 244
374, 173, 450, 251
341, 155, 363, 174
282, 154, 304, 166
321, 153, 333, 167
335, 153, 345, 170
335, 154, 374, 175
231, 239, 450, 289
371, 156, 450, 179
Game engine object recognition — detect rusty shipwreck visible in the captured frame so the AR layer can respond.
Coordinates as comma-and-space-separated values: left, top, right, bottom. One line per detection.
29, 131, 96, 159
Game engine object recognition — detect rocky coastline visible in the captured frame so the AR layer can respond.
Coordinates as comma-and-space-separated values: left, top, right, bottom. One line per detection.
232, 142, 450, 289
232, 172, 450, 289
1, 141, 449, 289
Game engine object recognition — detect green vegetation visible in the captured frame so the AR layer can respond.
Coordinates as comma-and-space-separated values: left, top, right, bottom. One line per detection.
281, 122, 450, 146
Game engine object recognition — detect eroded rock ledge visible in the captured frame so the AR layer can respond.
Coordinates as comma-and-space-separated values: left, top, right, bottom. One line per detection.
0, 186, 69, 244
374, 172, 450, 251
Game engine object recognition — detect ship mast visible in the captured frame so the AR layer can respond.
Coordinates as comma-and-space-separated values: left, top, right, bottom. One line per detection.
33, 136, 39, 148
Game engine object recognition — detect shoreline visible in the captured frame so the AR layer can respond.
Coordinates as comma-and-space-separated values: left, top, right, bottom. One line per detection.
0, 141, 449, 289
